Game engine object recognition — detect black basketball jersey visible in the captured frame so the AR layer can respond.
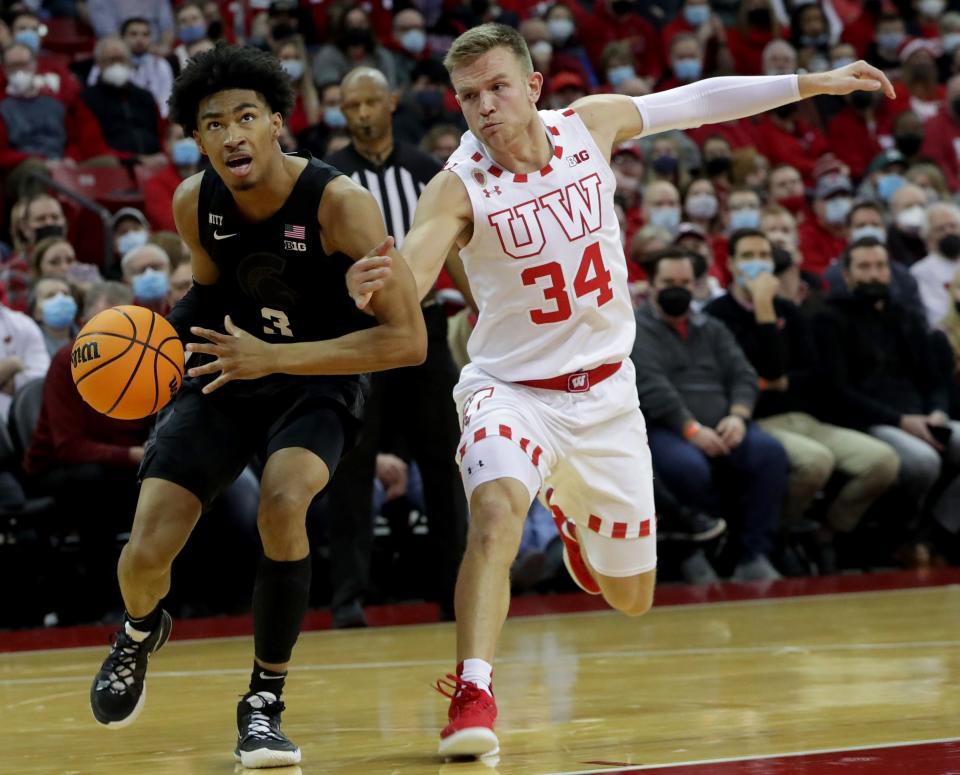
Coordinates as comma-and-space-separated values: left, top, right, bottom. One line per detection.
193, 151, 370, 411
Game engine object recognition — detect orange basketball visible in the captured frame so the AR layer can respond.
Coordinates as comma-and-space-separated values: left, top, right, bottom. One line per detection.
71, 305, 184, 420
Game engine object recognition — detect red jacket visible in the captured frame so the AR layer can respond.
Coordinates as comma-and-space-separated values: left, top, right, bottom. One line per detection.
826, 108, 886, 182
798, 217, 847, 276
920, 109, 960, 191
752, 115, 829, 184
24, 344, 151, 475
725, 27, 780, 75
143, 163, 181, 233
562, 1, 665, 81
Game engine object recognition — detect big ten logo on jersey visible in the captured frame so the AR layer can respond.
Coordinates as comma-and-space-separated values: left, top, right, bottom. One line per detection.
283, 223, 307, 252
566, 149, 590, 167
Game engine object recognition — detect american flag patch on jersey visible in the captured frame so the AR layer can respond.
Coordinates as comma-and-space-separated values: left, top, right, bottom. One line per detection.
284, 224, 305, 239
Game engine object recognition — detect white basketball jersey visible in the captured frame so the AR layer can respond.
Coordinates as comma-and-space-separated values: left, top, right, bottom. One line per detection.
444, 109, 634, 382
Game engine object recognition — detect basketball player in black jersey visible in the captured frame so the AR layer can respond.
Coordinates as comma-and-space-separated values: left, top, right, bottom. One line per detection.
89, 44, 426, 769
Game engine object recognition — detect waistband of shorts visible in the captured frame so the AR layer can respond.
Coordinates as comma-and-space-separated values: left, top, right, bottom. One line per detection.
513, 361, 622, 393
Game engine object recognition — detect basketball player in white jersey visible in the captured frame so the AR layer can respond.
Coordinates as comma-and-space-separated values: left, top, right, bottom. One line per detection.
206, 22, 893, 760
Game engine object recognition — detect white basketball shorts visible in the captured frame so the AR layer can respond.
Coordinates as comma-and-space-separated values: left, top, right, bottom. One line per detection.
453, 360, 657, 577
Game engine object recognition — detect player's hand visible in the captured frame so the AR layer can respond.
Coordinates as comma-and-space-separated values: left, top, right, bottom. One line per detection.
347, 237, 395, 310
802, 60, 896, 100
690, 425, 729, 457
185, 315, 277, 394
716, 415, 746, 449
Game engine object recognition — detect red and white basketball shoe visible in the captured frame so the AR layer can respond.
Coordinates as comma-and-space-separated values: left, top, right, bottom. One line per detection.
547, 495, 601, 595
435, 663, 499, 758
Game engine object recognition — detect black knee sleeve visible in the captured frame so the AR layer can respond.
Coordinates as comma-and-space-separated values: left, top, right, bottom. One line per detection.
253, 555, 312, 664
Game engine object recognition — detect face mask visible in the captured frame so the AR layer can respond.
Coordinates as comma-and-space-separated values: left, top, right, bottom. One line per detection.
943, 33, 960, 54
116, 229, 148, 256
824, 196, 852, 225
399, 28, 427, 55
132, 267, 170, 301
33, 223, 65, 241
652, 155, 678, 175
853, 280, 890, 303
529, 40, 552, 61
686, 193, 717, 219
341, 26, 374, 49
657, 286, 693, 316
40, 292, 77, 329
778, 194, 807, 214
799, 34, 829, 49
14, 29, 40, 54
101, 63, 131, 87
736, 259, 774, 288
684, 4, 710, 26
6, 69, 35, 97
324, 106, 347, 128
895, 204, 926, 233
831, 56, 855, 69
850, 90, 876, 110
607, 65, 636, 88
876, 174, 905, 202
919, 0, 945, 16
939, 234, 960, 259
895, 132, 923, 157
548, 17, 575, 42
705, 156, 731, 176
648, 205, 681, 231
851, 224, 886, 243
280, 58, 305, 80
179, 23, 207, 43
729, 208, 761, 231
877, 32, 904, 52
172, 137, 201, 167
673, 57, 702, 82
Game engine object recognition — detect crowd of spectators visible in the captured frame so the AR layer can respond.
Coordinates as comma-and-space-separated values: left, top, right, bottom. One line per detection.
4, 0, 960, 627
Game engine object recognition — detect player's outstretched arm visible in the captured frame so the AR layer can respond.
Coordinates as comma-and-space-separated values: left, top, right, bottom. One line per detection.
570, 60, 895, 158
346, 171, 471, 309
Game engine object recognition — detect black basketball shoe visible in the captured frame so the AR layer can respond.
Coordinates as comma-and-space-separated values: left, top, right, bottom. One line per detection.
234, 691, 302, 768
90, 610, 173, 727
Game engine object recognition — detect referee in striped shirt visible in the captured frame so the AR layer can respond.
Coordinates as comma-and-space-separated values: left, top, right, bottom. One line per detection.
324, 66, 467, 627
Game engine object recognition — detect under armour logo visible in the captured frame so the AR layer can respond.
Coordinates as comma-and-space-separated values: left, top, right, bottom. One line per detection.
483, 186, 502, 198
478, 459, 485, 467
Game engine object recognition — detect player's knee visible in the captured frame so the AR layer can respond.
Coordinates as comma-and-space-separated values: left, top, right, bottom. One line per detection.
121, 538, 172, 578
258, 487, 311, 528
468, 488, 525, 564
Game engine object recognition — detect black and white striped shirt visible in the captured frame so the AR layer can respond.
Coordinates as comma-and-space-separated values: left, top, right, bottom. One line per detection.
325, 142, 441, 248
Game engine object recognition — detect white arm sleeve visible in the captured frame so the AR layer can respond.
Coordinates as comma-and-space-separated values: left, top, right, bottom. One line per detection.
632, 75, 800, 138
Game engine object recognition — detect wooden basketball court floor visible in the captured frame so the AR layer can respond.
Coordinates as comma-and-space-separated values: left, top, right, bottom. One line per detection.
3, 571, 960, 775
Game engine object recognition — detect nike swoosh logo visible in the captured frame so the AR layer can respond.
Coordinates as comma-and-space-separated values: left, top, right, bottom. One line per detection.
214, 230, 237, 240
259, 672, 284, 680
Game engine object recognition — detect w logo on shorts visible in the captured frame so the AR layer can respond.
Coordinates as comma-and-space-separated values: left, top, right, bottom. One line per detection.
567, 373, 589, 392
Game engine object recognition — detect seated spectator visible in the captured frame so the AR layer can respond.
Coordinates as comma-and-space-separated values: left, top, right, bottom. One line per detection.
312, 7, 399, 91
682, 177, 720, 236
906, 161, 950, 204
386, 8, 432, 88
631, 248, 788, 582
753, 92, 830, 185
726, 0, 782, 76
912, 202, 960, 328
896, 39, 945, 123
168, 259, 192, 309
714, 186, 763, 285
892, 110, 925, 164
86, 0, 176, 56
30, 236, 75, 281
5, 8, 82, 103
111, 207, 151, 265
814, 237, 960, 554
859, 149, 908, 206
3, 192, 68, 312
419, 123, 460, 166
920, 75, 960, 192
148, 230, 188, 267
172, 1, 211, 72
28, 276, 77, 355
789, 2, 830, 74
700, 134, 734, 194
799, 172, 853, 275
888, 182, 931, 267
0, 284, 50, 422
865, 12, 907, 76
657, 33, 704, 91
143, 124, 202, 233
663, 0, 727, 67
81, 37, 166, 166
827, 88, 888, 183
822, 200, 926, 320
0, 43, 117, 198
273, 35, 319, 136
642, 180, 681, 238
86, 17, 174, 119
761, 38, 797, 76
706, 229, 899, 539
121, 243, 170, 313
767, 163, 809, 221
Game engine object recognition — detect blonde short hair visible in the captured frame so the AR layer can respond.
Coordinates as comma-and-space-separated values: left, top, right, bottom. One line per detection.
443, 23, 532, 77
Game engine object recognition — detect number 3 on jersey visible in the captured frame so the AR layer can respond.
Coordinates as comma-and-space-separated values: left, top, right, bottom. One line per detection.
521, 242, 613, 325
262, 307, 293, 337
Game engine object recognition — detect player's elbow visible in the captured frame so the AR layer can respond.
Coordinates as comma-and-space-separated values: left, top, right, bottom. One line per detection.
400, 329, 428, 367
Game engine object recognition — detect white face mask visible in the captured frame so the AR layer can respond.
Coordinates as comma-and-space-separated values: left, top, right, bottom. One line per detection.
6, 69, 35, 96
102, 63, 132, 87
895, 204, 926, 233
529, 40, 552, 61
685, 193, 718, 220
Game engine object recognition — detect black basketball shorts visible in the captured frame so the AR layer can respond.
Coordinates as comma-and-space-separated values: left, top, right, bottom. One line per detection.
139, 379, 350, 509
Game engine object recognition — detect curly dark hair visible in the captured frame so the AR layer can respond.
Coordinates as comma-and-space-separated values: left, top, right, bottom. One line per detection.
168, 43, 295, 134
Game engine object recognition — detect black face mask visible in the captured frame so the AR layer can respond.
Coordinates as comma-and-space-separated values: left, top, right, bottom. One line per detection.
340, 26, 374, 50
894, 132, 923, 157
747, 8, 771, 28
271, 21, 296, 40
611, 0, 632, 16
853, 280, 890, 303
657, 286, 693, 316
705, 156, 732, 176
33, 223, 65, 242
652, 155, 678, 175
939, 234, 960, 259
849, 90, 876, 111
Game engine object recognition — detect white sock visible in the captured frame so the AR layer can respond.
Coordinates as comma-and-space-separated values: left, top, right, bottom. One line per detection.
124, 620, 150, 643
460, 658, 493, 696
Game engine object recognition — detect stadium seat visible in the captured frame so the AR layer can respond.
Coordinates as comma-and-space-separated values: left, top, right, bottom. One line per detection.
47, 163, 144, 211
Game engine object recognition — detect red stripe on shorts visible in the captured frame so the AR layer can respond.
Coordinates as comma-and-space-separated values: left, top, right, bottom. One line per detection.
531, 446, 542, 466
520, 438, 530, 452
611, 521, 628, 539
639, 519, 651, 537
588, 514, 602, 533
474, 428, 487, 443
498, 424, 512, 439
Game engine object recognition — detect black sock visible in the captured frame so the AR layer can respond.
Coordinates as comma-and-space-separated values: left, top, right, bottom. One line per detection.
250, 663, 287, 696
252, 554, 312, 665
125, 606, 160, 633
